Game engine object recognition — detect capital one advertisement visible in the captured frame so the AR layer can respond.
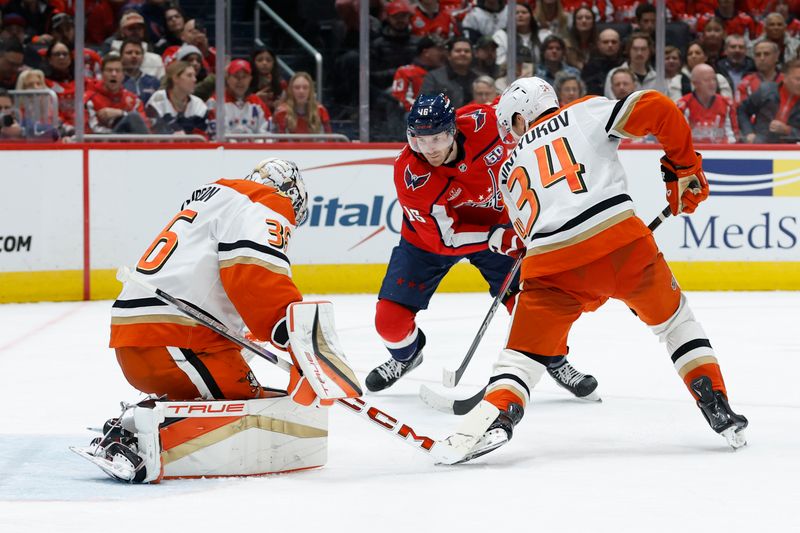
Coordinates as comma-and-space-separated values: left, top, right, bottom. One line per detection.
0, 145, 788, 275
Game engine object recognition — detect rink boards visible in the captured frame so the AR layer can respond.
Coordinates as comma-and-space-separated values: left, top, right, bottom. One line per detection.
0, 143, 798, 302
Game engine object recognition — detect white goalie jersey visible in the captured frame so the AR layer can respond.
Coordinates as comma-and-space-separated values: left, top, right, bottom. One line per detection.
498, 90, 699, 278
110, 179, 302, 350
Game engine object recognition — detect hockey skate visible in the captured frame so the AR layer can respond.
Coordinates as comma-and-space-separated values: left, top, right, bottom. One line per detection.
547, 359, 600, 401
366, 331, 426, 392
453, 402, 524, 464
70, 417, 148, 483
691, 376, 748, 449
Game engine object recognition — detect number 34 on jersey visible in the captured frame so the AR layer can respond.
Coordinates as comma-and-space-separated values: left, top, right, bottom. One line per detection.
501, 136, 587, 239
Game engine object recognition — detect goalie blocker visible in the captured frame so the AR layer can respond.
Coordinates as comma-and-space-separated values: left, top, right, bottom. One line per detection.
73, 301, 362, 482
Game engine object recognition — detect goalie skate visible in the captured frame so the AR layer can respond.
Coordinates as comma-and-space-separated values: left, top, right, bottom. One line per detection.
71, 441, 147, 483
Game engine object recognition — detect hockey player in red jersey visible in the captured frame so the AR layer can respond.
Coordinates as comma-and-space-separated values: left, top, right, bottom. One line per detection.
366, 93, 598, 398
449, 78, 748, 464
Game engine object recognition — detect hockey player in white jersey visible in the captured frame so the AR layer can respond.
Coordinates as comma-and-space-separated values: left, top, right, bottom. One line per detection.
73, 158, 362, 482
451, 77, 748, 463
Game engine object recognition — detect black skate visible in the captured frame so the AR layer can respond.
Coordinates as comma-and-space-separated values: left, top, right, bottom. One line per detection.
547, 359, 600, 401
455, 402, 524, 464
71, 418, 148, 483
366, 331, 426, 392
691, 376, 748, 449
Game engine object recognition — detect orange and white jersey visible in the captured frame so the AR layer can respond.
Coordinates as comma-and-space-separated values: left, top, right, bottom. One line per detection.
499, 90, 698, 279
110, 179, 302, 351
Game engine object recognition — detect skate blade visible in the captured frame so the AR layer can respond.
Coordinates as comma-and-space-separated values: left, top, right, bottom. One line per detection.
576, 390, 602, 403
451, 429, 509, 465
720, 427, 747, 450
69, 446, 137, 482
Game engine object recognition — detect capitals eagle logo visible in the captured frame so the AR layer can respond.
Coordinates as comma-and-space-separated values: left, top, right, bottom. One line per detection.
466, 108, 486, 132
404, 165, 431, 190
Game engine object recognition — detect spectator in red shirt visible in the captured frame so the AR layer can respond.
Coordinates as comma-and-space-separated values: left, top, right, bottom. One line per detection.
392, 37, 445, 112
273, 71, 332, 135
738, 40, 783, 103
249, 47, 286, 113
696, 0, 762, 40
410, 0, 458, 41
84, 54, 149, 134
677, 63, 738, 143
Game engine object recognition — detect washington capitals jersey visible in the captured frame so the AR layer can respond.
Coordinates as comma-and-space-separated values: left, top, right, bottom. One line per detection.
394, 103, 509, 256
499, 91, 698, 278
110, 179, 302, 351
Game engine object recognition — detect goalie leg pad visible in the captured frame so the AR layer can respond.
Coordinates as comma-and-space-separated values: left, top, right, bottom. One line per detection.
155, 397, 329, 478
74, 397, 329, 482
288, 301, 363, 399
485, 349, 547, 411
650, 294, 726, 396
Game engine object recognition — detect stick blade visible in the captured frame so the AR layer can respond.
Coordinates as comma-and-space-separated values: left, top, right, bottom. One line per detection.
420, 384, 486, 416
431, 400, 499, 465
419, 384, 456, 414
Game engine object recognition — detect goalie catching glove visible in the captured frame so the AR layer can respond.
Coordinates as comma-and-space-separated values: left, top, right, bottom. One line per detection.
661, 152, 709, 216
488, 224, 524, 257
286, 301, 363, 407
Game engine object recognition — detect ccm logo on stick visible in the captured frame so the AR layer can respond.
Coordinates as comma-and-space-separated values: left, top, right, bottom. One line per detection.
338, 397, 435, 450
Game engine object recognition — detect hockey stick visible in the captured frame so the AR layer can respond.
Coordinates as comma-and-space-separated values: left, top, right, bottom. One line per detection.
116, 266, 495, 464
442, 253, 523, 388
421, 205, 674, 415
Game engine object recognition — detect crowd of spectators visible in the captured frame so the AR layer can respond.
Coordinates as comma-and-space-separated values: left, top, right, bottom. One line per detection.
0, 0, 330, 142
2, 0, 800, 144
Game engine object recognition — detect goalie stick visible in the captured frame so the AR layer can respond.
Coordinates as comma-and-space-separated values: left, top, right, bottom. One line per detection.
421, 206, 673, 415
116, 266, 495, 464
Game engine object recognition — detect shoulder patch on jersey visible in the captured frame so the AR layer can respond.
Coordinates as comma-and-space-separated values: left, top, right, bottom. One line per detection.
465, 108, 486, 132
404, 164, 432, 190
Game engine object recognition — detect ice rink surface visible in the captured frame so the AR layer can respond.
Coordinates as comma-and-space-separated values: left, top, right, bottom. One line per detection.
1, 291, 798, 532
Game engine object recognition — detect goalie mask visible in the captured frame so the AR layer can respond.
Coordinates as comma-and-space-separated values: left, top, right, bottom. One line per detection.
248, 158, 309, 224
496, 77, 559, 145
